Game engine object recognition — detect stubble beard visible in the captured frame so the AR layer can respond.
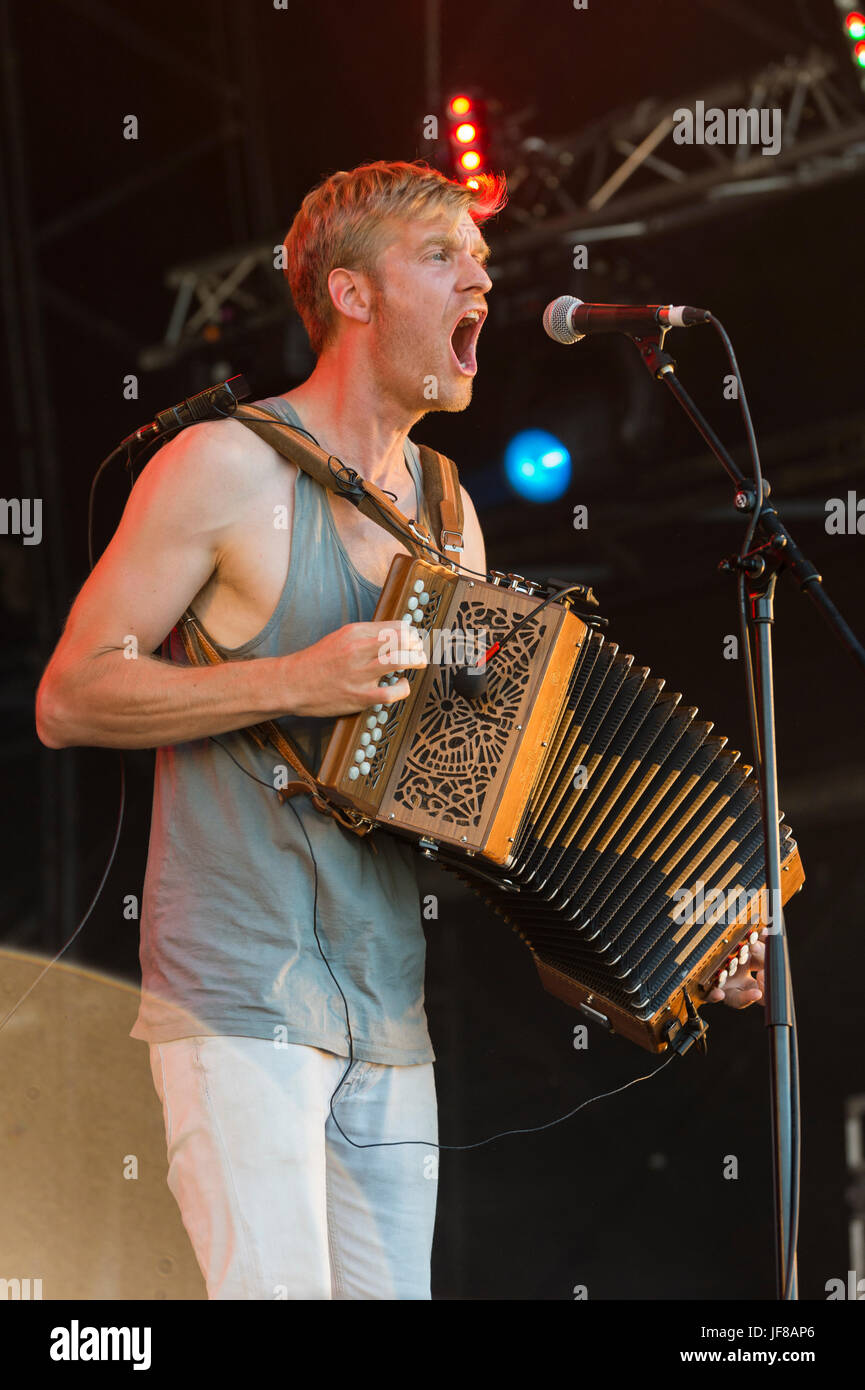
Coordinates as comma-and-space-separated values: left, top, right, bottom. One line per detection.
373, 289, 474, 418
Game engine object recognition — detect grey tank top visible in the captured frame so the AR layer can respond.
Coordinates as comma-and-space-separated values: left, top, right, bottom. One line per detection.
131, 396, 435, 1064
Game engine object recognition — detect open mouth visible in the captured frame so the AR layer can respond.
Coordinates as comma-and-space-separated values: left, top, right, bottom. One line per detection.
449, 308, 485, 377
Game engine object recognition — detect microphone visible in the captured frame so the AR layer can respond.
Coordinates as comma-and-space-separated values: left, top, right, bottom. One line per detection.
451, 637, 501, 701
543, 296, 709, 345
451, 662, 489, 700
126, 374, 250, 458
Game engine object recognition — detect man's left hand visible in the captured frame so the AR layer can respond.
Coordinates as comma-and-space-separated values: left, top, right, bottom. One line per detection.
706, 929, 768, 1009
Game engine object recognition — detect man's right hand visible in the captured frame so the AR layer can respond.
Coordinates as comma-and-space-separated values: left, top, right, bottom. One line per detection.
282, 621, 428, 718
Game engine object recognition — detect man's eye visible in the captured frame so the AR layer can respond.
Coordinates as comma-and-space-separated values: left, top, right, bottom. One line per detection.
431, 250, 448, 261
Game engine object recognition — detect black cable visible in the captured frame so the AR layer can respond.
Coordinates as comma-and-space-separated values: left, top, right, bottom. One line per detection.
87, 444, 128, 571
202, 422, 678, 1149
88, 396, 240, 570
26, 401, 672, 1155
706, 314, 766, 769
11, 397, 251, 1031
3, 449, 141, 1032
18, 408, 491, 1042
209, 734, 677, 1152
477, 583, 597, 664
0, 753, 126, 1034
238, 413, 495, 582
240, 416, 599, 675
9, 412, 357, 1026
708, 315, 800, 1301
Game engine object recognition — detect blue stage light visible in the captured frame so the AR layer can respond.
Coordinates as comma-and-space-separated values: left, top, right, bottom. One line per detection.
503, 429, 572, 502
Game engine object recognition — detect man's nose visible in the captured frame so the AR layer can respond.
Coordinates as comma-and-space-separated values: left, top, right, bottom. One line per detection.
460, 254, 492, 294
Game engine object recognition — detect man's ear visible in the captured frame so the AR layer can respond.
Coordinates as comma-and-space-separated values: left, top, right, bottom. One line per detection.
327, 267, 375, 329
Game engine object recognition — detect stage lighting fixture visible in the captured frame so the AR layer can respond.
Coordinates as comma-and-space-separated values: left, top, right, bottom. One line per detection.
503, 429, 572, 503
834, 4, 865, 86
445, 90, 491, 185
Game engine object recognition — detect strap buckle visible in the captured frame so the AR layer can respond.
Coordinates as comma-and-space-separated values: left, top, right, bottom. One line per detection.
407, 519, 437, 553
440, 529, 464, 553
321, 799, 376, 836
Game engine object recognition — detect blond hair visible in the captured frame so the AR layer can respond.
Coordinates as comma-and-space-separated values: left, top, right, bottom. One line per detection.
282, 159, 508, 357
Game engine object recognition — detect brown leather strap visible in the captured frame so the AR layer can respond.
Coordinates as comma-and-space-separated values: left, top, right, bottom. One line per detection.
173, 402, 465, 832
233, 404, 464, 564
232, 406, 439, 561
417, 444, 464, 554
176, 611, 374, 840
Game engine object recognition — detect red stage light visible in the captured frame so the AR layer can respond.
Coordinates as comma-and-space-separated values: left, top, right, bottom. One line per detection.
445, 90, 493, 183
846, 11, 865, 38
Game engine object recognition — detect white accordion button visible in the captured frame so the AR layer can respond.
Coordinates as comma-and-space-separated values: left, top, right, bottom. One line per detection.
348, 766, 359, 780
407, 597, 418, 610
738, 944, 750, 965
354, 749, 365, 763
371, 727, 383, 741
360, 761, 371, 775
413, 579, 424, 593
716, 968, 728, 988
377, 710, 388, 724
360, 732, 371, 746
749, 929, 759, 943
373, 703, 383, 712
418, 591, 429, 604
727, 958, 738, 977
412, 611, 423, 623
402, 612, 412, 623
365, 715, 377, 729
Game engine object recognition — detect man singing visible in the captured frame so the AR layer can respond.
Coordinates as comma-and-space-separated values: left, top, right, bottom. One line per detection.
35, 159, 763, 1301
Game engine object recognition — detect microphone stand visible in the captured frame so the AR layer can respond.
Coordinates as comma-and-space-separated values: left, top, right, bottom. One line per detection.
626, 324, 865, 1302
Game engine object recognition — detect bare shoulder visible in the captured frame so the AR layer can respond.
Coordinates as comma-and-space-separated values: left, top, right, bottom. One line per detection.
146, 415, 294, 487
128, 416, 297, 533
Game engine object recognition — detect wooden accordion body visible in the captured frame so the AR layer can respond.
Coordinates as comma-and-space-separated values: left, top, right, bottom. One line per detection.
318, 556, 805, 1055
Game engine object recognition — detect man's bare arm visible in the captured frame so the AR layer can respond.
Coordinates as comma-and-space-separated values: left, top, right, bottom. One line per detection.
35, 421, 424, 750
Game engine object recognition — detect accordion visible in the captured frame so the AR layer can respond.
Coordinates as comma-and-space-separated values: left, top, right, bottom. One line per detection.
318, 555, 805, 1055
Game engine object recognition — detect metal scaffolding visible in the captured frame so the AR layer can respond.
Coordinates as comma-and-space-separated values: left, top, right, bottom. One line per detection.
496, 47, 865, 256
142, 46, 865, 366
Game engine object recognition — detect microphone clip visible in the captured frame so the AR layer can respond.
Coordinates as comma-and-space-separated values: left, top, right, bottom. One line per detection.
630, 330, 678, 382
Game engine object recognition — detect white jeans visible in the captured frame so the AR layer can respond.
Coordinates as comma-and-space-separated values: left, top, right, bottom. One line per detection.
148, 1035, 439, 1300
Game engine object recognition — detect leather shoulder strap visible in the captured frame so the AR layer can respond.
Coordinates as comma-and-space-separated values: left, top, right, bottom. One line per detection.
232, 405, 436, 561
233, 404, 465, 564
416, 444, 464, 555
175, 610, 373, 840
172, 402, 465, 833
